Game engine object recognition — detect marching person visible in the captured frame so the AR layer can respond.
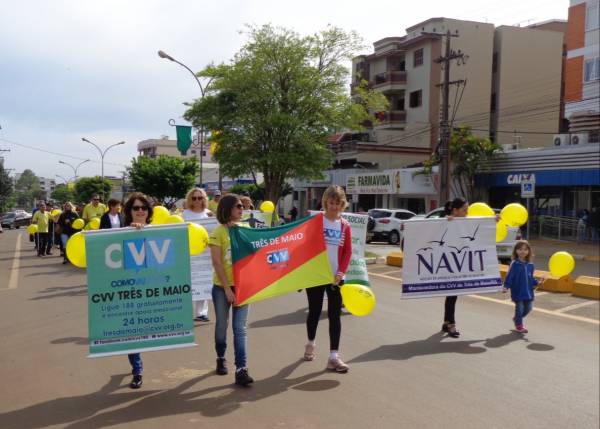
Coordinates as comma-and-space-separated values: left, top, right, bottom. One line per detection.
303, 185, 352, 373
82, 194, 107, 225
240, 196, 254, 211
31, 202, 51, 257
105, 192, 153, 389
182, 187, 213, 322
440, 197, 469, 338
208, 190, 222, 213
57, 202, 80, 264
99, 199, 123, 230
209, 194, 254, 386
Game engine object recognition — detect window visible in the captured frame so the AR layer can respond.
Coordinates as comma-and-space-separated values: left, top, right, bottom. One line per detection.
413, 48, 424, 67
394, 211, 415, 220
586, 3, 599, 30
584, 57, 600, 82
409, 90, 422, 108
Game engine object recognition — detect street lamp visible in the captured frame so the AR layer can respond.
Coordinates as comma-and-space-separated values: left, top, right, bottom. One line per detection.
81, 138, 125, 181
55, 174, 70, 185
158, 49, 213, 188
58, 159, 90, 180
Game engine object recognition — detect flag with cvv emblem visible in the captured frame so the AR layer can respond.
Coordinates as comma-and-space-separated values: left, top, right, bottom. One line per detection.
229, 213, 333, 305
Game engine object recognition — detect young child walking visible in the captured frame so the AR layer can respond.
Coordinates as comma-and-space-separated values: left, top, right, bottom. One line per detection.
303, 185, 352, 373
502, 241, 545, 333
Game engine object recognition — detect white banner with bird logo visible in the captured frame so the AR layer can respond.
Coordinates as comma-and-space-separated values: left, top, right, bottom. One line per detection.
402, 217, 502, 298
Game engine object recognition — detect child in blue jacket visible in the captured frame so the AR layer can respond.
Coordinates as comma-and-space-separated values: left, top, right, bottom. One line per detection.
502, 241, 546, 333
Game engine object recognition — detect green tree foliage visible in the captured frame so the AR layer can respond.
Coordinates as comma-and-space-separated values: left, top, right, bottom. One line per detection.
422, 126, 501, 201
74, 177, 113, 204
0, 164, 14, 212
229, 182, 293, 203
14, 169, 43, 208
128, 155, 197, 207
184, 25, 387, 203
50, 184, 75, 204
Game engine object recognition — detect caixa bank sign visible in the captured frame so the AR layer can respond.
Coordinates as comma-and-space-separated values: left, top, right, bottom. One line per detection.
506, 173, 535, 185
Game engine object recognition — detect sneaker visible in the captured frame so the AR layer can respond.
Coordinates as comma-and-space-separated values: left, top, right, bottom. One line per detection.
516, 325, 528, 333
129, 374, 143, 389
327, 357, 349, 373
62, 259, 69, 264
442, 323, 460, 338
216, 358, 228, 375
235, 368, 254, 386
195, 315, 210, 322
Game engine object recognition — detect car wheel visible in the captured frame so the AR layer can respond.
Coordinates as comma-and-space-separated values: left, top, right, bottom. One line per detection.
389, 230, 400, 245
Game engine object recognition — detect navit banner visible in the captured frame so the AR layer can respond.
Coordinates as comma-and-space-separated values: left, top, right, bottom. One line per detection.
402, 217, 502, 298
230, 213, 333, 305
84, 224, 195, 357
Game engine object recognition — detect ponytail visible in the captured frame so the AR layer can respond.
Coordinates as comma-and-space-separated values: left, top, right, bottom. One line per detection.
443, 197, 468, 216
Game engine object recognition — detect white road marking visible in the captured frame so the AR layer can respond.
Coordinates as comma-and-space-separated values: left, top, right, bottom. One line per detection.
556, 300, 599, 314
7, 233, 22, 289
379, 269, 402, 275
369, 272, 402, 282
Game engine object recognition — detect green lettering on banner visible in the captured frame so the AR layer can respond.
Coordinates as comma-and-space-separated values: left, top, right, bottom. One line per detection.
85, 224, 195, 357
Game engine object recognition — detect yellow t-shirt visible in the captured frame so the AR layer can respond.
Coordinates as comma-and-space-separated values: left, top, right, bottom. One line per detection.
208, 200, 219, 213
82, 203, 107, 222
209, 224, 233, 286
32, 211, 50, 233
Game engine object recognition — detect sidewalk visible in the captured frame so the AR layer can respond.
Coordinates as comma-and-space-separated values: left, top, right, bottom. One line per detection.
528, 238, 600, 262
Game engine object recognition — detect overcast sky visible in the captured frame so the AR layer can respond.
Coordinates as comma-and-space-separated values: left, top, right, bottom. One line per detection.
0, 0, 567, 180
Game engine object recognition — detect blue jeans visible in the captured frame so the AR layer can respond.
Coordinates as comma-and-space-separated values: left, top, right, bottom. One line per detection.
128, 353, 143, 375
60, 233, 69, 248
514, 300, 533, 326
212, 285, 249, 369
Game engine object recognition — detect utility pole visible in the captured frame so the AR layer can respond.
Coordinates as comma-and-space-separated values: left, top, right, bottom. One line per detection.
430, 30, 466, 204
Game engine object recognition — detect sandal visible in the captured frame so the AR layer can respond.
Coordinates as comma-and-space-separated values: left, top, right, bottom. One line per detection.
303, 344, 315, 361
327, 357, 349, 373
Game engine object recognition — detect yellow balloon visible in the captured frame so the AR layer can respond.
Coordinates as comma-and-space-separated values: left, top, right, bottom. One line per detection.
27, 224, 38, 234
66, 232, 86, 268
548, 251, 575, 278
467, 202, 495, 217
340, 284, 376, 316
152, 206, 169, 224
88, 217, 101, 230
188, 223, 209, 255
165, 214, 184, 224
260, 201, 275, 213
51, 209, 62, 217
501, 203, 528, 227
496, 220, 508, 242
72, 218, 84, 230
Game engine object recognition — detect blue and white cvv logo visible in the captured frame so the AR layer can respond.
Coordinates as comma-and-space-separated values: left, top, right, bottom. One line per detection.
105, 238, 174, 270
267, 249, 289, 266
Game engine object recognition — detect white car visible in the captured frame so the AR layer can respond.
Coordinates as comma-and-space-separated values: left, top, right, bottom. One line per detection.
401, 207, 522, 263
367, 208, 416, 245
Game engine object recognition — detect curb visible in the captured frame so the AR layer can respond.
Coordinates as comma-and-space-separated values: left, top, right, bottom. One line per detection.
365, 256, 386, 265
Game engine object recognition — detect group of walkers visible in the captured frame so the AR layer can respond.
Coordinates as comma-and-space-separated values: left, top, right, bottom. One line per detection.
24, 187, 545, 391
577, 207, 600, 243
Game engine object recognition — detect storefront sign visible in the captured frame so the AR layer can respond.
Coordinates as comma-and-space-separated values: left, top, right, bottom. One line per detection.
346, 170, 401, 195
521, 181, 535, 198
507, 173, 536, 185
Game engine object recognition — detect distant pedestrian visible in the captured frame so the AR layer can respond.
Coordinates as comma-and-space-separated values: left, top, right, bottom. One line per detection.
577, 210, 588, 243
208, 190, 222, 212
590, 207, 600, 242
99, 199, 123, 230
31, 202, 50, 257
82, 194, 107, 225
502, 240, 546, 333
240, 196, 254, 211
57, 202, 80, 264
288, 205, 298, 222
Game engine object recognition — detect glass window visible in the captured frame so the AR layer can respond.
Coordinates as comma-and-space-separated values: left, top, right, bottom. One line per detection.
409, 90, 422, 108
413, 48, 424, 67
584, 57, 600, 82
586, 3, 599, 30
369, 209, 391, 219
394, 211, 415, 220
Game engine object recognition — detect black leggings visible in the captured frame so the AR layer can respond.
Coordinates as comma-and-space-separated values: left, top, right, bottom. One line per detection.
444, 296, 458, 324
306, 284, 342, 351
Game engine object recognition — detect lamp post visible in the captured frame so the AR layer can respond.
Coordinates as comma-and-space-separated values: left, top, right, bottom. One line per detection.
55, 174, 70, 185
158, 50, 213, 188
58, 159, 90, 180
81, 138, 125, 181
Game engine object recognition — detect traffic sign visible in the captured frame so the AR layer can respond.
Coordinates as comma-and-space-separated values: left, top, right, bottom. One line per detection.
521, 180, 535, 198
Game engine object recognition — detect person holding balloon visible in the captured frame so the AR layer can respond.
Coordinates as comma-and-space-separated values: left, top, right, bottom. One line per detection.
183, 187, 213, 322
303, 185, 352, 373
57, 202, 80, 264
82, 194, 107, 226
502, 241, 545, 333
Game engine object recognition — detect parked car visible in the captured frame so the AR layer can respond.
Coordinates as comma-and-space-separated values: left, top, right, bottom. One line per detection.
366, 208, 416, 245
400, 207, 521, 263
1, 211, 32, 229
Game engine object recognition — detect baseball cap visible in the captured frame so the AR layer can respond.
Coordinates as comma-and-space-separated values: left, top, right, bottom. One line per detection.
214, 190, 222, 196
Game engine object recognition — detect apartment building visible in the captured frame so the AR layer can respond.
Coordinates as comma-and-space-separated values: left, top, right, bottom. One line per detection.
564, 0, 600, 142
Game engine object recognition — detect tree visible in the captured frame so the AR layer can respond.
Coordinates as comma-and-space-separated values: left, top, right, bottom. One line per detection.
422, 126, 501, 201
14, 169, 42, 208
74, 177, 113, 204
128, 155, 197, 207
0, 164, 14, 212
50, 184, 75, 204
229, 182, 293, 203
184, 25, 387, 203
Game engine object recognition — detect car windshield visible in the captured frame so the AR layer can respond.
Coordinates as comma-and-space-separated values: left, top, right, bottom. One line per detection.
369, 210, 392, 219
3, 213, 16, 219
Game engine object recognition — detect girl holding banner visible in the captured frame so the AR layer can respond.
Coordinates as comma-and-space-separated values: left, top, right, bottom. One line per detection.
183, 188, 213, 322
209, 194, 254, 386
440, 197, 469, 338
303, 185, 352, 373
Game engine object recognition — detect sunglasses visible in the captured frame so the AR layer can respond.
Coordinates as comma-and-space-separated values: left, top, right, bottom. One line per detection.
132, 205, 149, 212
93, 198, 100, 201
235, 204, 243, 209
191, 196, 205, 201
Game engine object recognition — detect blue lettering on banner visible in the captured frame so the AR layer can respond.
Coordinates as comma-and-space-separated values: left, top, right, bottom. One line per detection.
324, 228, 341, 246
118, 238, 174, 271
403, 277, 502, 293
267, 249, 289, 265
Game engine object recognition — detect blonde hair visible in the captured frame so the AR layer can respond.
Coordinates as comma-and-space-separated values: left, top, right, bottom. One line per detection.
240, 196, 254, 210
511, 240, 534, 262
63, 201, 76, 211
185, 188, 208, 211
321, 185, 348, 210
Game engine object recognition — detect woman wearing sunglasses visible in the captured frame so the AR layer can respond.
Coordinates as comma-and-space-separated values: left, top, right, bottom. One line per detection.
209, 194, 253, 386
120, 192, 154, 388
183, 188, 213, 322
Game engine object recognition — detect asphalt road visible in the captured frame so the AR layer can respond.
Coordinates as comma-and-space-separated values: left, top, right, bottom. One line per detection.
1, 229, 599, 429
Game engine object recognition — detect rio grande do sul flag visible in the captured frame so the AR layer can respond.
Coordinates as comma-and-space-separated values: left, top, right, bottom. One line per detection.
230, 213, 333, 305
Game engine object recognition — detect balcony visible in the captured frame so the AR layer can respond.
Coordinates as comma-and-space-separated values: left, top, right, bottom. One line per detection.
371, 71, 407, 93
374, 110, 406, 129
